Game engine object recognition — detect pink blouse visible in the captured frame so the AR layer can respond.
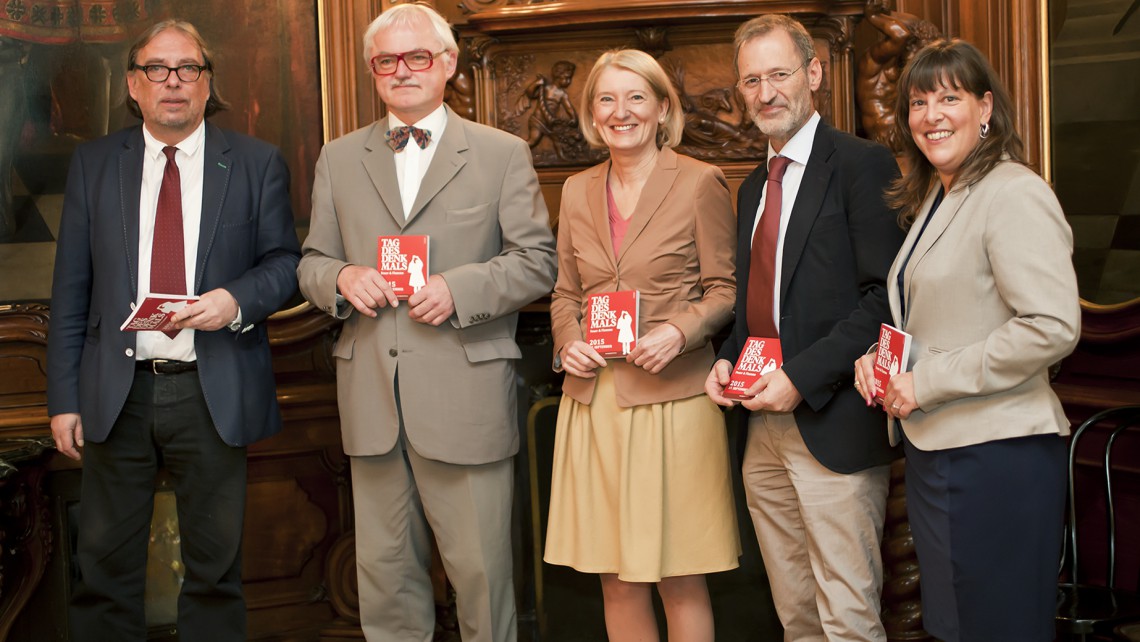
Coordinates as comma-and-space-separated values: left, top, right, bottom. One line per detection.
606, 178, 632, 259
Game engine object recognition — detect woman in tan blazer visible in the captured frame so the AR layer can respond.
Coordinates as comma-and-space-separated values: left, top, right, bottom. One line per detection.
854, 40, 1080, 642
544, 49, 740, 642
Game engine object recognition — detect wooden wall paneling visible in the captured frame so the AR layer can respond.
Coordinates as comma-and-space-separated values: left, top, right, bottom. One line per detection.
0, 301, 354, 640
806, 14, 858, 132
950, 0, 1045, 171
895, 0, 950, 33
319, 0, 387, 141
0, 304, 48, 435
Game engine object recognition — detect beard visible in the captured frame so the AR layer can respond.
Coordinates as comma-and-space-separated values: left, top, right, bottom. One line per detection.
748, 92, 813, 143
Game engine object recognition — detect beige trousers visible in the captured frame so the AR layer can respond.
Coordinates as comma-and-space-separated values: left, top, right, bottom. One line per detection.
743, 412, 890, 642
350, 445, 517, 642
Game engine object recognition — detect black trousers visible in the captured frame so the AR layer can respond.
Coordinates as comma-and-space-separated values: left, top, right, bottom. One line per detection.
70, 368, 248, 641
904, 432, 1066, 642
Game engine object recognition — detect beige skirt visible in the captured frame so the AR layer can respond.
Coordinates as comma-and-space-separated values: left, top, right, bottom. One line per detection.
543, 367, 741, 582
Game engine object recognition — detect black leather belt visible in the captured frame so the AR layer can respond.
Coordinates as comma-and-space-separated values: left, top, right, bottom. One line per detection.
136, 359, 198, 375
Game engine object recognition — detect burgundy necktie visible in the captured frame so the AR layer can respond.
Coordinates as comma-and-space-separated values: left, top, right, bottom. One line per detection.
151, 146, 186, 338
385, 125, 432, 152
747, 155, 792, 338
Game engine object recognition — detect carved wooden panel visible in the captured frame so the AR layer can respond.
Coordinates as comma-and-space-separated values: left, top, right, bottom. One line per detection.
459, 3, 865, 161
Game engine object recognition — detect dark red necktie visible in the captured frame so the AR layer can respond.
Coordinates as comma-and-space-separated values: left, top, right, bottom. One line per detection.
747, 155, 792, 338
151, 146, 186, 338
385, 125, 432, 152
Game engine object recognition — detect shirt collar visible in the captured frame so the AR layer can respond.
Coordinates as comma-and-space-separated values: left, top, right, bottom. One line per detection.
142, 120, 206, 160
388, 104, 447, 138
767, 111, 820, 169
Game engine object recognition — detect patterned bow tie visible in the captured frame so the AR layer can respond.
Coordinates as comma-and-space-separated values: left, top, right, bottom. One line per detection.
386, 125, 432, 152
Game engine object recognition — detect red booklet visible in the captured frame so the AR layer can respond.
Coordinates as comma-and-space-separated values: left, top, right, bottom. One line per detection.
119, 294, 199, 332
872, 323, 912, 403
377, 235, 429, 300
585, 290, 639, 358
725, 337, 783, 400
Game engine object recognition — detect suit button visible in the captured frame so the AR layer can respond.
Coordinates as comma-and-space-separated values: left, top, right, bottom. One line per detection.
125, 348, 134, 357
389, 348, 398, 357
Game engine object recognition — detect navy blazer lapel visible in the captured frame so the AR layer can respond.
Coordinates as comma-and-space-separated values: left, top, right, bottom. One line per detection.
119, 128, 145, 299
735, 164, 766, 299
196, 123, 232, 293
779, 125, 834, 299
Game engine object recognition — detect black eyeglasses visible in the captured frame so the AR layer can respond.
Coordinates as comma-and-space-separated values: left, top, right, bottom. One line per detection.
369, 49, 446, 76
130, 63, 208, 83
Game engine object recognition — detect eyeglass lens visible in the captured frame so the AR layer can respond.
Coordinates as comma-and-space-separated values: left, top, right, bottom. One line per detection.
371, 50, 436, 75
140, 65, 205, 82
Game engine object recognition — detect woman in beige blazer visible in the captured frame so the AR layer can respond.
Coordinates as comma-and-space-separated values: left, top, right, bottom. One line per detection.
854, 40, 1080, 642
544, 49, 740, 642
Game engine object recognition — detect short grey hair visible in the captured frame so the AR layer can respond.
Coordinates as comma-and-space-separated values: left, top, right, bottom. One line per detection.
362, 3, 458, 65
732, 14, 816, 77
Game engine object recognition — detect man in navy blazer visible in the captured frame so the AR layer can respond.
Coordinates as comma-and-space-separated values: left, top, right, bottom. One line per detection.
45, 20, 299, 641
705, 14, 904, 642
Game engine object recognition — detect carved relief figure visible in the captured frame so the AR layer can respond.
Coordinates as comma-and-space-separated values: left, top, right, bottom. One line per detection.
856, 0, 940, 151
663, 59, 766, 160
445, 67, 477, 120
517, 60, 580, 149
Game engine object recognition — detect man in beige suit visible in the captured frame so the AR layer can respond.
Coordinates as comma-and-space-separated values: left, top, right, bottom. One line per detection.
296, 5, 556, 641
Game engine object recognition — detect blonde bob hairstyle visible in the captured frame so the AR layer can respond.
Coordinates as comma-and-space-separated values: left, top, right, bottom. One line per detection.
578, 49, 684, 150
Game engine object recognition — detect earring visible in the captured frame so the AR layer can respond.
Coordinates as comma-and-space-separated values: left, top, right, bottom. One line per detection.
659, 116, 666, 124
979, 122, 990, 139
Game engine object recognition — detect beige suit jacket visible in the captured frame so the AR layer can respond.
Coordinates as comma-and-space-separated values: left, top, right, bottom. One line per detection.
891, 160, 1080, 450
550, 147, 736, 407
297, 106, 556, 463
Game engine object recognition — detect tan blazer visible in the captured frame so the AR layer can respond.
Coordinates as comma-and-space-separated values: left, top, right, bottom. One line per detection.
297, 106, 556, 464
551, 147, 736, 407
891, 160, 1080, 450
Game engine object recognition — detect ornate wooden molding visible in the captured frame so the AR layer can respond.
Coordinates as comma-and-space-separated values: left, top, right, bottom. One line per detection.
0, 440, 53, 641
807, 14, 857, 132
881, 459, 931, 641
319, 0, 387, 138
0, 304, 48, 346
465, 0, 866, 33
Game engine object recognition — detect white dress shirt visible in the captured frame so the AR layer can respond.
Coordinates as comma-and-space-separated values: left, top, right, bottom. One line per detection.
390, 104, 448, 220
135, 121, 205, 361
750, 111, 821, 334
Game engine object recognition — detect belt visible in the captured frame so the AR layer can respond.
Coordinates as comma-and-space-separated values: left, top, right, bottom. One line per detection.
136, 359, 198, 375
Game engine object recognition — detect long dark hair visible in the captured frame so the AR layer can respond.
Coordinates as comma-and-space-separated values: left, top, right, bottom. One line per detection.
125, 20, 230, 120
886, 39, 1024, 226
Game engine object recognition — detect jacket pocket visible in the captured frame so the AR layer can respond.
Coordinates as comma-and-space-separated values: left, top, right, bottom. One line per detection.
332, 334, 355, 360
462, 337, 522, 363
86, 313, 101, 344
446, 202, 491, 223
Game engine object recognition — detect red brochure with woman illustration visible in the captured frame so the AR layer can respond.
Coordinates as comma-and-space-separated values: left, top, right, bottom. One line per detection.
584, 290, 639, 358
377, 235, 429, 299
725, 336, 783, 400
